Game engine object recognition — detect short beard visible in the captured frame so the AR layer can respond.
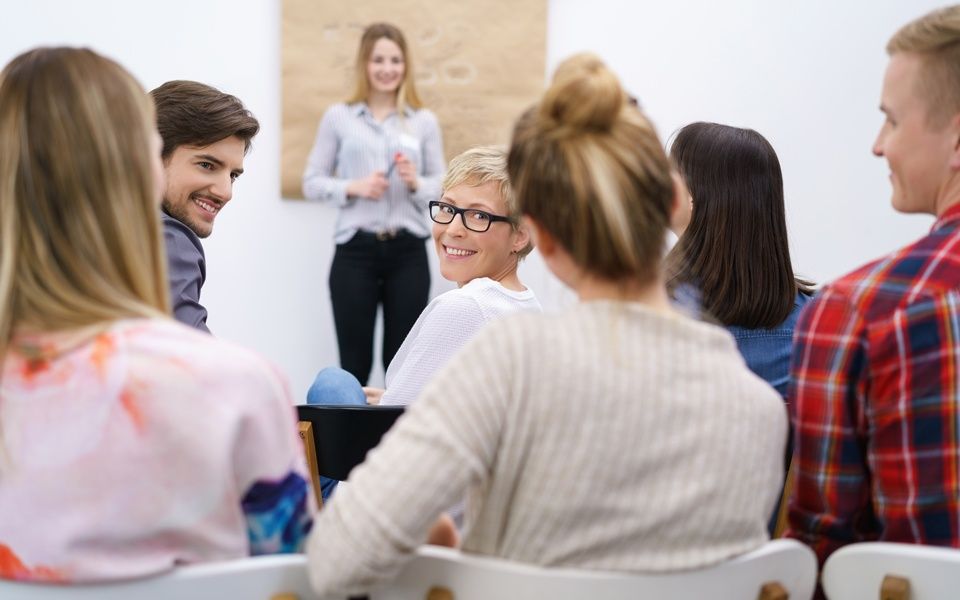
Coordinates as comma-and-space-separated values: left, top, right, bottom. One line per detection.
162, 196, 212, 239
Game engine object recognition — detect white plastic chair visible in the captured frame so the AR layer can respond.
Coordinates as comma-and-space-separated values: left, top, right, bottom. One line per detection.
372, 539, 817, 600
0, 554, 319, 600
822, 542, 960, 600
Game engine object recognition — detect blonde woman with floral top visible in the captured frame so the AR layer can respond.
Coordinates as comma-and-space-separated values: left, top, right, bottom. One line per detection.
0, 47, 314, 583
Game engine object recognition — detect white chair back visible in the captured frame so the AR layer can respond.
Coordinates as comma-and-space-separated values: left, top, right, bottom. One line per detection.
372, 539, 817, 600
822, 542, 960, 600
0, 554, 317, 600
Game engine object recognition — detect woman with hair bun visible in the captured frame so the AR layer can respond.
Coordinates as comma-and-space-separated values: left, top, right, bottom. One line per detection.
305, 53, 786, 597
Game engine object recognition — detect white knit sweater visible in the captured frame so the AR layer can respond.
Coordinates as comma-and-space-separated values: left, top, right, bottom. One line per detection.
380, 277, 542, 406
306, 301, 787, 596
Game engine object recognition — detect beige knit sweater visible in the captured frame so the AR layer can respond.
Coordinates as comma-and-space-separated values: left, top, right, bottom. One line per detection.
307, 301, 787, 596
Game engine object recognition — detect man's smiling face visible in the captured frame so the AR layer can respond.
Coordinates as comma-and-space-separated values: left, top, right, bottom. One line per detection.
161, 135, 245, 238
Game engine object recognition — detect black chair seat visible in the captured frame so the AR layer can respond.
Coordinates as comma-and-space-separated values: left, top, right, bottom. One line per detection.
297, 405, 404, 480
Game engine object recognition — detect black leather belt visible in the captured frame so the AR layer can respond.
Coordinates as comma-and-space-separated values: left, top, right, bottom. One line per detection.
353, 229, 417, 243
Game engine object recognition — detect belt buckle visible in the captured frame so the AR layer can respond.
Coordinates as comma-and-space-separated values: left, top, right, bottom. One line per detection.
375, 229, 397, 241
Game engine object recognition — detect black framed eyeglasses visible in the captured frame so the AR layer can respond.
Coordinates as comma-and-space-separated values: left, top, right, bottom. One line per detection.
428, 200, 512, 233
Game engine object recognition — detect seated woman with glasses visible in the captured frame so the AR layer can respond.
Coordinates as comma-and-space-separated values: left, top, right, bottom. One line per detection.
304, 54, 787, 597
305, 146, 541, 498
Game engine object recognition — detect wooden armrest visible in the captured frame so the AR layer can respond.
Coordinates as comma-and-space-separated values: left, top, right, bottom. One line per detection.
298, 421, 323, 510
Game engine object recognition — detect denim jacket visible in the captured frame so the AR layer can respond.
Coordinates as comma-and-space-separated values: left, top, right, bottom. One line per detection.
726, 291, 812, 398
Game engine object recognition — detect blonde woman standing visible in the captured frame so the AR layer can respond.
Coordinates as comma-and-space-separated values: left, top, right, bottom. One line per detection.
0, 47, 313, 583
303, 23, 445, 385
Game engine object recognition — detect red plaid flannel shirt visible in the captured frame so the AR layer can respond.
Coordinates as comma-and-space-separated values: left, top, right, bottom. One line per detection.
788, 203, 960, 565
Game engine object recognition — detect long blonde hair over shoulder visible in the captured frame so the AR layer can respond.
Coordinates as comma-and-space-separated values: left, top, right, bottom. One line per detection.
0, 47, 169, 360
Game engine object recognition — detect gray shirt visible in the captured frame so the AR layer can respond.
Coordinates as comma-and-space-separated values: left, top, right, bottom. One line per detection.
301, 102, 445, 243
162, 211, 209, 333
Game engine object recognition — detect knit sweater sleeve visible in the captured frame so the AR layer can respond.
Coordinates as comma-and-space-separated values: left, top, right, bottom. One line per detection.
305, 318, 518, 596
380, 291, 488, 406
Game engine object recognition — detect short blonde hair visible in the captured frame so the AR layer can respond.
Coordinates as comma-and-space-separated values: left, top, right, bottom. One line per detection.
442, 146, 532, 258
0, 48, 169, 360
888, 5, 960, 125
507, 53, 673, 283
347, 23, 423, 113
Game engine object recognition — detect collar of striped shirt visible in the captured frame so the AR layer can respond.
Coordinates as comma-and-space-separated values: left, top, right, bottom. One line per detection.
351, 102, 413, 119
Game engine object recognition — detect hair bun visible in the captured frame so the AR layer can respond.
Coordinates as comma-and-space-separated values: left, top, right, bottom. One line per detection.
539, 53, 625, 133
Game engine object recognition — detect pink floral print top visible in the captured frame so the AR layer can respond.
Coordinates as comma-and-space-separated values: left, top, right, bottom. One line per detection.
0, 319, 314, 582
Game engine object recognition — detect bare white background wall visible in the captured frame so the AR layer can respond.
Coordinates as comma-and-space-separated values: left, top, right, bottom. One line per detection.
0, 0, 946, 398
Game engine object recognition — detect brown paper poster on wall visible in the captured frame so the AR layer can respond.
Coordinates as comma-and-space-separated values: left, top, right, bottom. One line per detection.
281, 0, 547, 199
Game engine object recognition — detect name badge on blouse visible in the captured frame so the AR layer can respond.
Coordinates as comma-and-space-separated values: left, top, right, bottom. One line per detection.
398, 133, 418, 151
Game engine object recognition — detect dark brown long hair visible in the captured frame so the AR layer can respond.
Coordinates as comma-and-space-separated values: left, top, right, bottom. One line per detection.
666, 122, 813, 328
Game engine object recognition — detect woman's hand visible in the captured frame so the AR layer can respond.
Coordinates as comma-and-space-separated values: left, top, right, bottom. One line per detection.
426, 513, 460, 548
347, 172, 388, 200
395, 153, 419, 192
363, 386, 385, 405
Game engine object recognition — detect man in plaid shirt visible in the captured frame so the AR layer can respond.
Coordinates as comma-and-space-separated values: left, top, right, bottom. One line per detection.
788, 5, 960, 565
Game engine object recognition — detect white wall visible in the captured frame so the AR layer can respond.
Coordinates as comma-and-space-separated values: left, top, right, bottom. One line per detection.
0, 0, 945, 399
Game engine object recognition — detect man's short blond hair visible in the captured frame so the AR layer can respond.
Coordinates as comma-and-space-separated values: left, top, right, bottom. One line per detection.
888, 5, 960, 125
442, 146, 532, 258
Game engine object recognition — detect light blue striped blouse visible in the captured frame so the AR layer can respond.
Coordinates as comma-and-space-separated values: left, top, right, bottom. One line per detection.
302, 102, 446, 243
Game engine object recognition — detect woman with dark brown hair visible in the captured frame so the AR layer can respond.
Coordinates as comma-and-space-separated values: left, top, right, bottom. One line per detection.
667, 122, 814, 398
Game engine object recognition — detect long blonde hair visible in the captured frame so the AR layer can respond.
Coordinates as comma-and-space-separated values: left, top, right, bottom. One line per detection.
346, 23, 424, 112
0, 47, 169, 363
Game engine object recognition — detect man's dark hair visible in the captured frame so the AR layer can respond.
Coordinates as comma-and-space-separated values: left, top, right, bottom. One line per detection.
150, 80, 260, 158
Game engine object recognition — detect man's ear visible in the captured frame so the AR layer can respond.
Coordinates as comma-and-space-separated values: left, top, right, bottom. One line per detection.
950, 113, 960, 170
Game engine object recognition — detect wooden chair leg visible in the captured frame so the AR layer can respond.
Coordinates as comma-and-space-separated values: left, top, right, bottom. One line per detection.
425, 586, 454, 600
773, 459, 795, 538
298, 421, 323, 510
758, 581, 788, 600
880, 575, 910, 600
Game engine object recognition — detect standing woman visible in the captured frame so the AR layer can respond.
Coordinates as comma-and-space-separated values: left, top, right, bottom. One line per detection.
666, 122, 814, 399
303, 23, 445, 384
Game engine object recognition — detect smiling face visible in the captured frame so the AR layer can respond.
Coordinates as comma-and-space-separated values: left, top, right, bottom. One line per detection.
873, 52, 959, 215
161, 135, 246, 238
366, 37, 405, 96
433, 180, 526, 286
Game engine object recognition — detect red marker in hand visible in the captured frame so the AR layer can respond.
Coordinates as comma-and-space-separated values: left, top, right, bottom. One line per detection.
385, 152, 403, 178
